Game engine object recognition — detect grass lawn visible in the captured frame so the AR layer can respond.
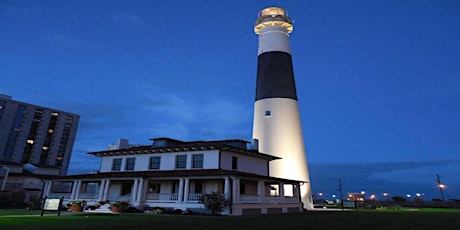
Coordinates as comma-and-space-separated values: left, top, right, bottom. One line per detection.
0, 209, 459, 230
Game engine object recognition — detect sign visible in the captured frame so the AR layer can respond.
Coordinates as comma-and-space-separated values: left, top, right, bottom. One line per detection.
41, 197, 63, 216
44, 198, 61, 211
343, 201, 356, 208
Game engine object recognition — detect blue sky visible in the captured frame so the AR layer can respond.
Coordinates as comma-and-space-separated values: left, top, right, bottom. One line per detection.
1, 0, 459, 200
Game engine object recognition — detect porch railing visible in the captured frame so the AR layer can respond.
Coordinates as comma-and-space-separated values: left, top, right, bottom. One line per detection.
238, 195, 301, 204
145, 193, 178, 201
187, 193, 203, 202
240, 195, 259, 203
108, 194, 131, 202
78, 193, 100, 200
48, 192, 71, 199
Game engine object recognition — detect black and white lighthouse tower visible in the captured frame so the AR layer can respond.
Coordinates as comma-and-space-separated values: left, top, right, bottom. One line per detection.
252, 7, 313, 210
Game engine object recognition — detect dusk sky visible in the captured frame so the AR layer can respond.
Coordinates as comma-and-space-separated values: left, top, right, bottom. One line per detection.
1, 1, 459, 200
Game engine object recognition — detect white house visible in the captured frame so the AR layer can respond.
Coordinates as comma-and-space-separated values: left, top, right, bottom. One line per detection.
41, 138, 306, 215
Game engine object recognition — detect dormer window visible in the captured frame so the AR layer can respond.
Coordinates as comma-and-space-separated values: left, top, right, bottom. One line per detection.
153, 139, 167, 147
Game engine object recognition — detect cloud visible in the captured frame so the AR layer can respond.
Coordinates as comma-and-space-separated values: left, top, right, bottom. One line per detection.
68, 150, 100, 175
137, 85, 252, 140
143, 91, 199, 122
309, 160, 460, 200
109, 12, 144, 29
368, 160, 460, 185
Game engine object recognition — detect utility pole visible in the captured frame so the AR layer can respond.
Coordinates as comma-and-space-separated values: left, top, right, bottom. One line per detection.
436, 174, 445, 201
338, 178, 344, 211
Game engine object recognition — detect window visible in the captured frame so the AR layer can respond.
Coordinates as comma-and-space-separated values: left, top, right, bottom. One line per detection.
149, 156, 161, 169
265, 110, 271, 116
175, 155, 187, 169
232, 156, 238, 170
121, 182, 132, 195
171, 182, 176, 193
192, 154, 204, 168
148, 183, 161, 193
194, 182, 202, 193
112, 158, 122, 171
125, 157, 136, 170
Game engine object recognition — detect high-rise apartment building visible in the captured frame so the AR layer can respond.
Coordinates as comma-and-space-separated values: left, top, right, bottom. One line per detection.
0, 95, 79, 175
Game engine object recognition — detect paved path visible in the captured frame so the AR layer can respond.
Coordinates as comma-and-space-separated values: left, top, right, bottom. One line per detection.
0, 211, 84, 217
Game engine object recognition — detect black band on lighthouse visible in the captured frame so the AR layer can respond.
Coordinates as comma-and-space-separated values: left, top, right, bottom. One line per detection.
255, 51, 298, 101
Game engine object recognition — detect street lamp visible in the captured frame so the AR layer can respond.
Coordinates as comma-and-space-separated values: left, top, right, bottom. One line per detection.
436, 174, 445, 201
360, 190, 365, 201
318, 192, 323, 199
383, 192, 390, 200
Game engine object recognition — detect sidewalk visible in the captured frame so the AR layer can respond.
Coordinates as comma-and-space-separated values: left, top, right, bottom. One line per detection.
0, 211, 83, 217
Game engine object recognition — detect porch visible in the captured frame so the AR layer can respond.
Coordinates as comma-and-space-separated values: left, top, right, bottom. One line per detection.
43, 174, 303, 215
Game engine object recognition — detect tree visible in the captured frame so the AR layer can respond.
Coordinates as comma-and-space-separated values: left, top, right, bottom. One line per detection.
198, 191, 230, 215
391, 196, 407, 203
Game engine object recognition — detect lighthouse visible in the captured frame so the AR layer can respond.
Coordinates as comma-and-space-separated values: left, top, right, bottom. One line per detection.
252, 7, 314, 210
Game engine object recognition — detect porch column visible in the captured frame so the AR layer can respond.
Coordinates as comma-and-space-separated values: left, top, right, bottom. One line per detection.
98, 179, 106, 201
258, 180, 265, 202
42, 180, 51, 198
70, 180, 78, 200
102, 179, 110, 201
136, 178, 144, 203
177, 178, 184, 203
232, 177, 240, 203
279, 182, 285, 202
132, 178, 139, 202
74, 180, 82, 199
183, 178, 190, 203
224, 177, 230, 199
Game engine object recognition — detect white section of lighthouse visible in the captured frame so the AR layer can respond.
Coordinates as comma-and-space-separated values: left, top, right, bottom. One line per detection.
252, 7, 314, 210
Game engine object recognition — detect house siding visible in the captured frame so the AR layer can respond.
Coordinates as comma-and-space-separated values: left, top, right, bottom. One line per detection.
220, 151, 268, 176
99, 150, 220, 172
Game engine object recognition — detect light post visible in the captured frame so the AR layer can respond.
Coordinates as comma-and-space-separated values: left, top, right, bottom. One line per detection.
415, 193, 423, 202
436, 174, 445, 201
360, 190, 365, 201
383, 192, 390, 201
338, 179, 344, 211
406, 194, 411, 201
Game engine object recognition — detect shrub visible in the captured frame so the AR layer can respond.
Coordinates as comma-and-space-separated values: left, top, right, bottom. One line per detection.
198, 191, 230, 215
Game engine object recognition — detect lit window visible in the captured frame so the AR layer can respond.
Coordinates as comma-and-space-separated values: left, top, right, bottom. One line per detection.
192, 154, 203, 168
175, 155, 187, 169
51, 112, 59, 116
42, 146, 49, 151
149, 156, 161, 169
112, 158, 122, 171
125, 157, 136, 170
26, 140, 34, 144
48, 129, 54, 134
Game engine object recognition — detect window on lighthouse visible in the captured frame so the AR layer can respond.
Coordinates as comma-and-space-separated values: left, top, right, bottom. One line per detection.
265, 111, 271, 116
